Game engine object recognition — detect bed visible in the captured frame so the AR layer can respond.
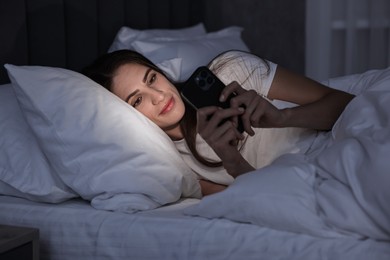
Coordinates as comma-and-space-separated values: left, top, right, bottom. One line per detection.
1, 1, 390, 259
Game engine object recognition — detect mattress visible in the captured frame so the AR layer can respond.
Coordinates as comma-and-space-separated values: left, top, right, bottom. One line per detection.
0, 195, 389, 260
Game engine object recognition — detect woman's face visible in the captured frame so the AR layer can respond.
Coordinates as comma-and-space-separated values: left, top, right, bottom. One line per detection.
112, 63, 185, 140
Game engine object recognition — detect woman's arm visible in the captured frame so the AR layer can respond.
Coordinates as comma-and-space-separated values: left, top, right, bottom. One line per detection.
221, 66, 355, 133
197, 63, 353, 178
199, 179, 227, 196
268, 66, 355, 130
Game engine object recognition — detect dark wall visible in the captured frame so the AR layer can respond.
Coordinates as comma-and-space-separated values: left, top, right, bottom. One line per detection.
0, 0, 306, 84
203, 0, 306, 74
0, 0, 204, 84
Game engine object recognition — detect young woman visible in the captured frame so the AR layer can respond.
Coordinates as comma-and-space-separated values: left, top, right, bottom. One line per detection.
82, 50, 354, 196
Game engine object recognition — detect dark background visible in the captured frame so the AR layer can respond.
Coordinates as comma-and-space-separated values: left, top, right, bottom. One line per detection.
0, 0, 305, 84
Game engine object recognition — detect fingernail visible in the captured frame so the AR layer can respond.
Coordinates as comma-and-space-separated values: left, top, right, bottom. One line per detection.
219, 95, 225, 102
238, 107, 245, 112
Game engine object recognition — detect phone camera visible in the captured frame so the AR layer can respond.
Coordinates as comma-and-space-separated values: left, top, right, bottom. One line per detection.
196, 70, 213, 91
194, 77, 205, 87
198, 79, 206, 87
200, 70, 208, 78
206, 76, 214, 85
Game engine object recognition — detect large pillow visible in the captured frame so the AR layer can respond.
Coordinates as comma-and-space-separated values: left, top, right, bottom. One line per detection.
108, 23, 207, 53
108, 24, 207, 81
0, 84, 77, 203
5, 64, 201, 212
131, 27, 250, 81
185, 154, 347, 238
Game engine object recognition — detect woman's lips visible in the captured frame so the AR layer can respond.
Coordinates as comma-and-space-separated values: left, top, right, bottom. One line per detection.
160, 97, 174, 115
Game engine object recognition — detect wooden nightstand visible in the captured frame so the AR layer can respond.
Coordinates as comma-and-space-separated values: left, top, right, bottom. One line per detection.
0, 225, 39, 260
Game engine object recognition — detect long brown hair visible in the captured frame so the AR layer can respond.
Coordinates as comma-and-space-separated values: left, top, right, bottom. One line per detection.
82, 50, 221, 167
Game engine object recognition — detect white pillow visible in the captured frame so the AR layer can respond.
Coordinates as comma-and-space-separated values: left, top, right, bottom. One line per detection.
108, 23, 207, 53
0, 83, 77, 203
132, 27, 250, 81
185, 154, 345, 238
108, 24, 207, 80
5, 64, 201, 213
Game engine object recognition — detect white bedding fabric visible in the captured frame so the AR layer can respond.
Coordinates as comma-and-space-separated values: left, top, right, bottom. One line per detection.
185, 68, 390, 240
131, 26, 250, 81
1, 66, 390, 259
0, 195, 389, 260
109, 26, 249, 81
4, 64, 201, 213
0, 83, 77, 202
314, 83, 390, 239
108, 23, 207, 53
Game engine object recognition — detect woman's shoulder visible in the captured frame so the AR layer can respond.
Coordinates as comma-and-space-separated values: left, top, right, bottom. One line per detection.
208, 50, 265, 70
208, 50, 277, 95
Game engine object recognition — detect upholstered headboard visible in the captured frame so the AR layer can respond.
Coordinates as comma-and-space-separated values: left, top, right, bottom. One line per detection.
0, 0, 204, 84
0, 0, 306, 84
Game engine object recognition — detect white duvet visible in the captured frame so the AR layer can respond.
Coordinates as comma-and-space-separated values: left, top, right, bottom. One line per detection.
186, 68, 390, 240
314, 86, 390, 239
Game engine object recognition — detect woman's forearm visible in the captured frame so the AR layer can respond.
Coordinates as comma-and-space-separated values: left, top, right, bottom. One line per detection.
199, 180, 227, 196
222, 154, 255, 178
279, 90, 355, 130
268, 66, 355, 130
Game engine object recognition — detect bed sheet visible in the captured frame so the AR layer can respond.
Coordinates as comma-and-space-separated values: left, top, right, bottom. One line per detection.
0, 195, 389, 260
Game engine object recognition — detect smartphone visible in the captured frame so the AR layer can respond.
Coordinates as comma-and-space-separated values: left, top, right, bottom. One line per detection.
180, 66, 244, 133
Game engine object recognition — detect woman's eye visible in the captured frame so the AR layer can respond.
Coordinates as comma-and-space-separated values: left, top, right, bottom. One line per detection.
132, 96, 142, 108
148, 73, 157, 85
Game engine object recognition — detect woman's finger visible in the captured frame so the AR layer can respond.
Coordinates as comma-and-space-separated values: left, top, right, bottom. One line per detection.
206, 121, 244, 150
197, 107, 244, 138
219, 81, 245, 102
197, 106, 219, 122
208, 107, 244, 129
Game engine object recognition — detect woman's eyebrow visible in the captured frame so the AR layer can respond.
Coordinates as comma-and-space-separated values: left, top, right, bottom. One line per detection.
125, 68, 151, 103
143, 68, 152, 83
125, 89, 139, 103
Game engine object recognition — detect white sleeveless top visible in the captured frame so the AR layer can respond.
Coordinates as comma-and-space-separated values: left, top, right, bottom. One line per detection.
174, 51, 317, 185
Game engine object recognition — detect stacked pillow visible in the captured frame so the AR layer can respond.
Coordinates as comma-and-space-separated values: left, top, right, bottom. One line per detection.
108, 24, 250, 81
108, 23, 207, 52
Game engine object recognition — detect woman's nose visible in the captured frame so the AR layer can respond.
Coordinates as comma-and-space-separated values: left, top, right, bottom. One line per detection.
150, 88, 165, 105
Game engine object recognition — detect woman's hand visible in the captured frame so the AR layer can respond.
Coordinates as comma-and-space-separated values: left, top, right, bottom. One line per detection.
220, 81, 285, 135
196, 106, 255, 177
197, 106, 244, 157
199, 179, 227, 196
